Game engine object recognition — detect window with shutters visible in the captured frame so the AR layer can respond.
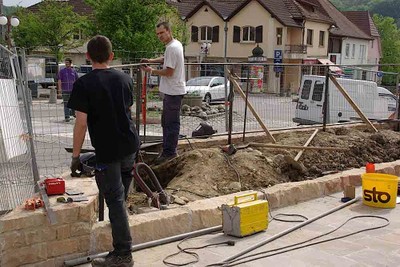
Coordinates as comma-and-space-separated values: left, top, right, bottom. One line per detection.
191, 26, 198, 42
345, 43, 350, 58
319, 31, 325, 47
242, 26, 255, 42
233, 26, 241, 43
306, 29, 313, 46
200, 26, 212, 41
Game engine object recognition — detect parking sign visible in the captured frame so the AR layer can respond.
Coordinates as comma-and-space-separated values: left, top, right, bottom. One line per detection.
274, 50, 283, 73
274, 50, 282, 59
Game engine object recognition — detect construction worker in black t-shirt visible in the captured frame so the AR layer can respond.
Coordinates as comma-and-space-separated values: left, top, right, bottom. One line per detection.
68, 35, 138, 267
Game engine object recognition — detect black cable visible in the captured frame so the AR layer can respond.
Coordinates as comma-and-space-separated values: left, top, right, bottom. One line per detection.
271, 213, 309, 223
222, 153, 241, 185
259, 189, 309, 223
166, 187, 217, 198
208, 215, 389, 267
163, 237, 235, 267
179, 134, 194, 150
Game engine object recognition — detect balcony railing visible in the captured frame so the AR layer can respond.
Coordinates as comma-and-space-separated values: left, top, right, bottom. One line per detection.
284, 45, 307, 54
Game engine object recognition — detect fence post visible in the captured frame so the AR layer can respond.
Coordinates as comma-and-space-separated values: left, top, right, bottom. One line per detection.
323, 66, 330, 132
228, 66, 234, 145
396, 73, 400, 120
15, 49, 41, 190
136, 68, 142, 136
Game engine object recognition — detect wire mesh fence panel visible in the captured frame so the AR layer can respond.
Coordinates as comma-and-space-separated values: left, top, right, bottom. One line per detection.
25, 54, 92, 179
7, 53, 398, 209
0, 46, 36, 213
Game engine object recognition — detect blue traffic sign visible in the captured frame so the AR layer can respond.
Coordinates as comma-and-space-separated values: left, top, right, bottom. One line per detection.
274, 50, 282, 59
274, 58, 283, 73
377, 71, 383, 78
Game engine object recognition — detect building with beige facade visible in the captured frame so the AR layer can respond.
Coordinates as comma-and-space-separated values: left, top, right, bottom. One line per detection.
171, 0, 379, 94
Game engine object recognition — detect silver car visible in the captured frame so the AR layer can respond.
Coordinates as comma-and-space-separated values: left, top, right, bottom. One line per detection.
186, 76, 229, 103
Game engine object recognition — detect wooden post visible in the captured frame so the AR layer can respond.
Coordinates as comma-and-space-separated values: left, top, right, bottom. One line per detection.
228, 70, 276, 143
329, 75, 378, 132
294, 129, 319, 161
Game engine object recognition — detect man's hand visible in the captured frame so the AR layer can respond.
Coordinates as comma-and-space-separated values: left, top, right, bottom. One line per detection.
142, 65, 153, 74
70, 156, 80, 174
140, 58, 150, 64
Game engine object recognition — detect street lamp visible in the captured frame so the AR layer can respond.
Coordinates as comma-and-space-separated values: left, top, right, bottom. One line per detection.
0, 15, 20, 48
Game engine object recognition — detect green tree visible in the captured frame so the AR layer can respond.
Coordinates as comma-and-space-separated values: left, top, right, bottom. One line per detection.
373, 14, 400, 85
86, 0, 187, 62
13, 0, 89, 60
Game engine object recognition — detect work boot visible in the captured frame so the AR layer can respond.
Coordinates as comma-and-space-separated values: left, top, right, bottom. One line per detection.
153, 154, 177, 165
91, 251, 134, 267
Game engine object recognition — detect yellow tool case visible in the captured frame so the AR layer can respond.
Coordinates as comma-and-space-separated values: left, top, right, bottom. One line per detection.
221, 192, 268, 237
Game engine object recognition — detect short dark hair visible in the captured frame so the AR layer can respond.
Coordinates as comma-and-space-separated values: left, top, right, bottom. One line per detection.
65, 58, 72, 63
156, 21, 171, 31
87, 35, 112, 63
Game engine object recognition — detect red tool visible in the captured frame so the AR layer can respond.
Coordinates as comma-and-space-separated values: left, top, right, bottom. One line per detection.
44, 178, 65, 195
24, 197, 44, 211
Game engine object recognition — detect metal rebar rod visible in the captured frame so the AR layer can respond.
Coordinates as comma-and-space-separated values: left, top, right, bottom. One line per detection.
64, 225, 223, 266
219, 197, 360, 264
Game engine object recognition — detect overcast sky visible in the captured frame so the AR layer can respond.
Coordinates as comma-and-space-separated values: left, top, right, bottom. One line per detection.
4, 0, 41, 7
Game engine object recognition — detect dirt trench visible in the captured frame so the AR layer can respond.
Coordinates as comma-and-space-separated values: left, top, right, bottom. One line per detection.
128, 124, 400, 208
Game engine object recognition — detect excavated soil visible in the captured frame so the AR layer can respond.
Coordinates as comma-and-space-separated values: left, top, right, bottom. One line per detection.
127, 124, 400, 209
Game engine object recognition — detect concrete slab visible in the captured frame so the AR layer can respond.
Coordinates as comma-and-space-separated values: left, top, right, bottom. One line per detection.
76, 188, 400, 266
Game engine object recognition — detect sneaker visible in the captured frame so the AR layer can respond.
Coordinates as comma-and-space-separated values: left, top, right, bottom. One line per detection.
65, 118, 70, 122
91, 251, 133, 267
153, 154, 177, 165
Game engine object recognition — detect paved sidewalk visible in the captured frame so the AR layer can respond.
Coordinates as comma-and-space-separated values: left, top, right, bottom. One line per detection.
79, 188, 400, 267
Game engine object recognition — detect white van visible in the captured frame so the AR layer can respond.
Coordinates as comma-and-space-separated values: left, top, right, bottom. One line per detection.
293, 75, 397, 124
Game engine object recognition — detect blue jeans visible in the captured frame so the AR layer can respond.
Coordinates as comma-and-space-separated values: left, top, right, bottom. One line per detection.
162, 94, 183, 156
95, 152, 136, 255
62, 92, 75, 119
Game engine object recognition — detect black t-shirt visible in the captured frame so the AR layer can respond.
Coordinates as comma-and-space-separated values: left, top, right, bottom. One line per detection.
67, 68, 139, 163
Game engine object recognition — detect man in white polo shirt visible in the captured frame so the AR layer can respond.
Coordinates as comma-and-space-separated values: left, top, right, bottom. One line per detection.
141, 21, 186, 164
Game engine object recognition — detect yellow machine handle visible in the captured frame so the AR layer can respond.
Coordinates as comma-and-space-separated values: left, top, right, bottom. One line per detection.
234, 193, 258, 205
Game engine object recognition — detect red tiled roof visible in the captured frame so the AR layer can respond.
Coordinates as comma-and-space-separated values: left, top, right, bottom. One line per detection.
27, 0, 93, 16
342, 11, 380, 37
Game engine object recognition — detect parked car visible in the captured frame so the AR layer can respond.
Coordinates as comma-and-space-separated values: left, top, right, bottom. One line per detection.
78, 65, 92, 77
377, 86, 397, 113
186, 76, 229, 103
293, 75, 397, 125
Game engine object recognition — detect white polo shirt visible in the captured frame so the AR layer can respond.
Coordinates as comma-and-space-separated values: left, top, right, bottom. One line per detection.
159, 39, 186, 95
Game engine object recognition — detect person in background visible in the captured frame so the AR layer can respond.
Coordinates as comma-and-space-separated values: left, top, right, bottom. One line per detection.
68, 35, 138, 267
141, 21, 186, 164
57, 58, 79, 122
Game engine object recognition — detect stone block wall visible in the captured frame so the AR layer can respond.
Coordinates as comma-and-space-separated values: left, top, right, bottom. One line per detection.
1, 162, 400, 266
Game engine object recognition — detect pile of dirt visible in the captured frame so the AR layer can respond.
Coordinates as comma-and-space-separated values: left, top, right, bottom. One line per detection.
128, 125, 400, 208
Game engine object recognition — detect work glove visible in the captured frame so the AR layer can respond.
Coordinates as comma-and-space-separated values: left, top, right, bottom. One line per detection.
70, 156, 80, 176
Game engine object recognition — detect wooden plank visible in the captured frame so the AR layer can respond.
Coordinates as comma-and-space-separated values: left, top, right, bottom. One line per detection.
294, 129, 319, 161
248, 142, 349, 151
228, 71, 276, 143
329, 75, 378, 132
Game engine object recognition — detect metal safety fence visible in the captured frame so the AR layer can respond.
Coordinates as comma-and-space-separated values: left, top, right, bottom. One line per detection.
2, 50, 400, 213
0, 45, 38, 213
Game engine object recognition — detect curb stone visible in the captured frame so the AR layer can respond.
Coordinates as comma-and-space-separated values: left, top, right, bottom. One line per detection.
90, 160, 400, 253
